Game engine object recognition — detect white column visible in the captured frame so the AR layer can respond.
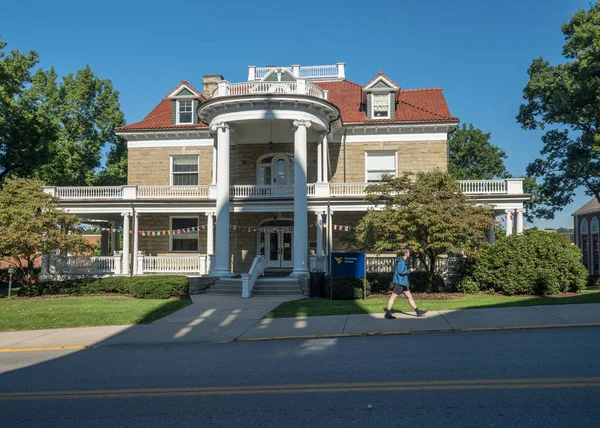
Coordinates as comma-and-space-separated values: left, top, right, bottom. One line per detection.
316, 212, 323, 256
292, 120, 311, 277
132, 212, 139, 275
505, 209, 513, 236
111, 221, 118, 252
317, 134, 323, 183
211, 122, 231, 276
206, 212, 214, 255
121, 212, 131, 275
211, 137, 217, 185
327, 210, 333, 255
516, 209, 524, 235
322, 134, 329, 183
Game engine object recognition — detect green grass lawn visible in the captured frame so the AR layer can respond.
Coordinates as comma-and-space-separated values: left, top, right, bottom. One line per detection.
266, 290, 600, 318
0, 295, 191, 331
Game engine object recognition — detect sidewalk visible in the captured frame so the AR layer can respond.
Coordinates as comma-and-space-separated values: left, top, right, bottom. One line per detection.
2, 296, 600, 351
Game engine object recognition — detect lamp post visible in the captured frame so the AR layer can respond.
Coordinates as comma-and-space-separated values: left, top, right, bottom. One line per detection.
7, 264, 14, 297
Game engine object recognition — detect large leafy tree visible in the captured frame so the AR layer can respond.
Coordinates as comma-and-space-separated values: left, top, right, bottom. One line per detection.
517, 2, 600, 219
0, 39, 56, 182
448, 123, 509, 180
0, 38, 127, 186
0, 177, 90, 279
347, 171, 495, 282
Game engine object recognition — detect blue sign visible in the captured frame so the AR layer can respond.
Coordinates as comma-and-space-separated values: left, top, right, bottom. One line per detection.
331, 252, 366, 278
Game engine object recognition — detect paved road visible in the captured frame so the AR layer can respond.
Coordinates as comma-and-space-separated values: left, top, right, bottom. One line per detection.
1, 327, 599, 427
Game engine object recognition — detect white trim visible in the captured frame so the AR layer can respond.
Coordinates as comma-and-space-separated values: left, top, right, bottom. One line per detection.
170, 155, 199, 186
127, 139, 213, 149
344, 132, 448, 143
363, 75, 399, 90
581, 218, 589, 235
169, 215, 200, 253
365, 150, 397, 182
176, 100, 194, 125
167, 83, 200, 98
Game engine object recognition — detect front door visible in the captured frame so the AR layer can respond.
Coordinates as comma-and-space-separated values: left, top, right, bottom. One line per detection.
263, 228, 293, 268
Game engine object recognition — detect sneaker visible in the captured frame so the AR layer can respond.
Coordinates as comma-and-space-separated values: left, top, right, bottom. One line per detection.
415, 308, 427, 317
384, 310, 396, 320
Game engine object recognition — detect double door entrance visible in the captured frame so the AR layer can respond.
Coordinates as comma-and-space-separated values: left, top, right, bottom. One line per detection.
258, 222, 293, 268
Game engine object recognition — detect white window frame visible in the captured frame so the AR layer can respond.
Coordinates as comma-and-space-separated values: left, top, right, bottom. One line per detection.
371, 93, 391, 119
365, 150, 397, 182
176, 99, 194, 124
170, 155, 199, 186
169, 216, 199, 253
256, 153, 295, 185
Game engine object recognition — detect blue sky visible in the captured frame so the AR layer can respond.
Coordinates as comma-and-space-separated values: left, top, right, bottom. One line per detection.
1, 0, 589, 228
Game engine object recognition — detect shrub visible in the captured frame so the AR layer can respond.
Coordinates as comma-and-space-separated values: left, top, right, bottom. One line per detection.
470, 230, 587, 295
407, 271, 447, 293
367, 272, 392, 294
18, 275, 189, 299
456, 278, 479, 294
588, 276, 600, 288
324, 277, 371, 300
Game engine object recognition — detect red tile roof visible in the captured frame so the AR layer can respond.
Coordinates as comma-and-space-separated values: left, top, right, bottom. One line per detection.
116, 77, 458, 133
316, 80, 458, 123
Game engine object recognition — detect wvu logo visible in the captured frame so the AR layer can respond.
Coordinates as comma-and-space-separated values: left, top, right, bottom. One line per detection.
335, 257, 343, 265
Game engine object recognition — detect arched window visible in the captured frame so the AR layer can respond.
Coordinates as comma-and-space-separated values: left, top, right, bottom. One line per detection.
581, 219, 589, 269
257, 154, 295, 185
592, 218, 599, 274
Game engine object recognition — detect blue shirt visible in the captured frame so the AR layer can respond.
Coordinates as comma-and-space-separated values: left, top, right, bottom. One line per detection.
392, 257, 409, 286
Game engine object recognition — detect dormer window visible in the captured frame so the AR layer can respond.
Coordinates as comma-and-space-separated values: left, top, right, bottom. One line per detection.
372, 93, 390, 119
177, 100, 193, 124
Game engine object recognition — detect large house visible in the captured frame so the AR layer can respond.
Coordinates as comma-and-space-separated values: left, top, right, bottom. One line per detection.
42, 63, 530, 296
573, 197, 600, 277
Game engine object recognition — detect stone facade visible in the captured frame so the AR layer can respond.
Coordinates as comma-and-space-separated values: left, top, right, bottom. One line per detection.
128, 147, 213, 186
137, 214, 209, 256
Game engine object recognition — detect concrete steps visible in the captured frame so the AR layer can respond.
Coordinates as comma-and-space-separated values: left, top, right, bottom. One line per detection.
205, 277, 303, 297
188, 276, 215, 295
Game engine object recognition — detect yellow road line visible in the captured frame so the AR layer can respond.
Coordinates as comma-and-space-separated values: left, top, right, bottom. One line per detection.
0, 346, 88, 353
1, 377, 599, 401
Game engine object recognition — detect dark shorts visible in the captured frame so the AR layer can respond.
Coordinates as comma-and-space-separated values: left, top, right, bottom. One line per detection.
392, 284, 409, 295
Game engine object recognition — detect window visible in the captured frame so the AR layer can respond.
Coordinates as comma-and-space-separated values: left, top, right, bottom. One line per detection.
365, 151, 396, 182
257, 154, 294, 185
171, 217, 199, 252
372, 93, 390, 118
172, 156, 198, 186
178, 100, 193, 124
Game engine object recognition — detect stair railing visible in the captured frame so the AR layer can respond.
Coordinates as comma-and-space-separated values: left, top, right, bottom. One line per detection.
241, 255, 265, 298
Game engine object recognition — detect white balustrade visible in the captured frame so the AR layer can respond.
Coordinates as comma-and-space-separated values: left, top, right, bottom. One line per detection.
459, 180, 506, 194
55, 187, 123, 199
241, 255, 265, 298
330, 183, 368, 196
230, 185, 295, 198
309, 255, 327, 273
307, 184, 316, 196
54, 256, 115, 274
137, 185, 210, 199
212, 81, 325, 99
253, 65, 339, 81
366, 256, 398, 273
143, 255, 209, 274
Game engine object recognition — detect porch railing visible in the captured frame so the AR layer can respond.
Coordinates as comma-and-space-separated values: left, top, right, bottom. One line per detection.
231, 184, 295, 198
138, 185, 210, 198
241, 255, 265, 298
55, 186, 123, 199
330, 183, 368, 197
309, 255, 327, 273
212, 80, 326, 100
142, 255, 209, 274
54, 256, 115, 274
458, 180, 506, 194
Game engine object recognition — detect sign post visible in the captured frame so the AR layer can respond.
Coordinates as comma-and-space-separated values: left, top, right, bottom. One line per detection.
7, 265, 14, 298
331, 252, 367, 300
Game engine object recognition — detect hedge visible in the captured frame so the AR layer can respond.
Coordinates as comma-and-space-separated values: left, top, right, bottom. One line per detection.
18, 276, 189, 299
324, 277, 371, 300
466, 230, 588, 295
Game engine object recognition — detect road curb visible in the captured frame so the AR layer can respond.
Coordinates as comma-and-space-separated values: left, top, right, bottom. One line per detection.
0, 345, 90, 353
2, 323, 600, 351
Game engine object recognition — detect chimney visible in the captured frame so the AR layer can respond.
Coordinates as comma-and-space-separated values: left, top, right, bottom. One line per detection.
202, 75, 224, 97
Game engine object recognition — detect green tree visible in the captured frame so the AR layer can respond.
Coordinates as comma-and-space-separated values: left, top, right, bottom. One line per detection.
0, 39, 57, 182
448, 123, 509, 180
346, 170, 495, 282
517, 2, 600, 219
0, 177, 90, 279
34, 65, 127, 186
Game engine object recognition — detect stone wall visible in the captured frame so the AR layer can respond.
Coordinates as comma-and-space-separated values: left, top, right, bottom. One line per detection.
128, 147, 212, 185
137, 214, 209, 255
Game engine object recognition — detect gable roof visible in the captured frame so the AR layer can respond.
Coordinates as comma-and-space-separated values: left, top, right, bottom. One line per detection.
573, 196, 600, 215
363, 71, 401, 90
